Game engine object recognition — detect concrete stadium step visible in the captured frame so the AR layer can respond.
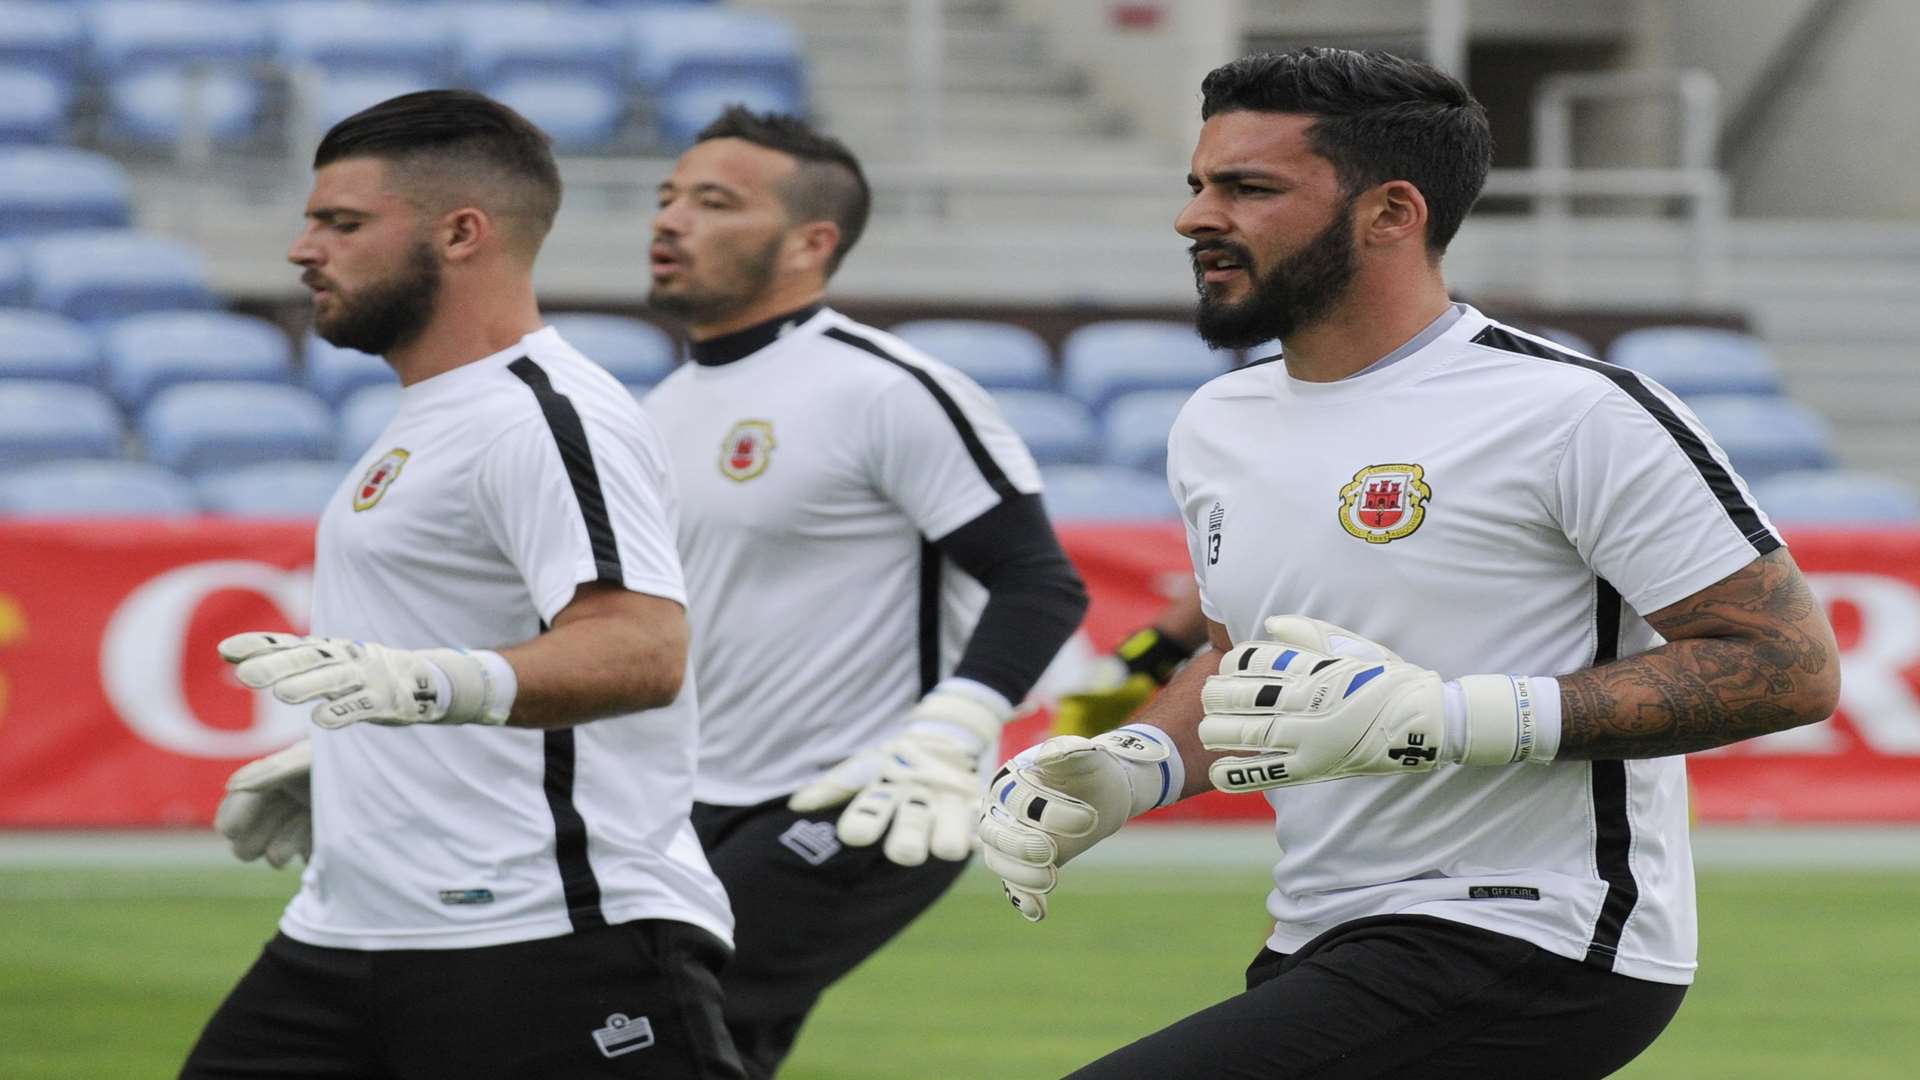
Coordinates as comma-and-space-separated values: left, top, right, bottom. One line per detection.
817, 92, 1129, 144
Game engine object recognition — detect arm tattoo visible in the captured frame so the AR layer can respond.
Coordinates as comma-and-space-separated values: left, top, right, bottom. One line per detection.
1557, 549, 1840, 760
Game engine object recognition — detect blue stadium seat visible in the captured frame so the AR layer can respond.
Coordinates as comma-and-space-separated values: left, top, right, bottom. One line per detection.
0, 2, 87, 77
28, 231, 218, 322
310, 71, 438, 130
1038, 465, 1178, 522
141, 382, 334, 474
459, 4, 630, 85
1607, 326, 1782, 398
0, 148, 132, 237
0, 460, 199, 517
629, 7, 801, 91
0, 241, 21, 304
303, 333, 393, 406
0, 381, 122, 466
196, 459, 348, 518
1100, 389, 1191, 473
547, 313, 676, 386
0, 68, 69, 144
1751, 469, 1920, 527
87, 2, 272, 73
991, 389, 1099, 465
1685, 394, 1835, 483
274, 1, 453, 81
486, 75, 626, 151
1060, 320, 1228, 409
105, 68, 265, 146
889, 320, 1053, 391
104, 310, 293, 408
0, 308, 100, 383
337, 382, 400, 461
654, 59, 806, 147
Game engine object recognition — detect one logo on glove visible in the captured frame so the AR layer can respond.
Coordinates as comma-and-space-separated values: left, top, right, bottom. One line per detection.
1338, 463, 1430, 544
353, 448, 409, 512
718, 419, 776, 482
1387, 733, 1438, 765
591, 1013, 656, 1058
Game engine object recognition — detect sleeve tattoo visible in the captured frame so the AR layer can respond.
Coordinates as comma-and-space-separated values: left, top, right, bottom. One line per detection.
1557, 549, 1841, 760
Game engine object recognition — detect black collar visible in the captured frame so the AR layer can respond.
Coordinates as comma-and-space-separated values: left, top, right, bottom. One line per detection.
687, 303, 824, 367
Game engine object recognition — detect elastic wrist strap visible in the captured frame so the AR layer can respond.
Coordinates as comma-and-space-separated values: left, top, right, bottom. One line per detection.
1445, 674, 1563, 765
1113, 724, 1185, 814
423, 649, 517, 725
1117, 628, 1196, 686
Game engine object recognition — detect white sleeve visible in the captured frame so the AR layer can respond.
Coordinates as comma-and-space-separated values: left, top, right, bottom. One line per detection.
1555, 383, 1782, 615
474, 412, 688, 625
1167, 415, 1225, 626
868, 371, 1042, 541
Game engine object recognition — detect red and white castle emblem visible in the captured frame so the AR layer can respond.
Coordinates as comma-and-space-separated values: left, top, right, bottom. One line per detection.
1338, 463, 1431, 543
353, 448, 409, 512
718, 420, 776, 482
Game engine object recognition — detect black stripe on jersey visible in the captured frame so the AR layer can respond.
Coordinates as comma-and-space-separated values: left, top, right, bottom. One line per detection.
1469, 325, 1780, 557
507, 357, 624, 584
1583, 577, 1638, 970
544, 729, 607, 932
918, 538, 941, 694
509, 360, 621, 933
823, 326, 1021, 501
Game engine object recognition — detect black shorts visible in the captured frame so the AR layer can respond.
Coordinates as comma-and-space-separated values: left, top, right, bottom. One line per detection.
692, 796, 969, 1080
1066, 915, 1687, 1080
179, 920, 744, 1080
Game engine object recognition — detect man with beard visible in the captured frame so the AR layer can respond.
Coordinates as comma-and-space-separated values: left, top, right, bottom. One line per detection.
639, 107, 1088, 1079
182, 91, 744, 1080
978, 49, 1839, 1078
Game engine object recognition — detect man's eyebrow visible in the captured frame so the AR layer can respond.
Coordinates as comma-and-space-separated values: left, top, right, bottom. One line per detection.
305, 207, 371, 223
1189, 168, 1286, 187
657, 180, 744, 201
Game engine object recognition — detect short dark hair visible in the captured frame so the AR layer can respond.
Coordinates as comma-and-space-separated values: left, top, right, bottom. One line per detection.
1200, 48, 1491, 255
315, 89, 562, 251
695, 106, 871, 275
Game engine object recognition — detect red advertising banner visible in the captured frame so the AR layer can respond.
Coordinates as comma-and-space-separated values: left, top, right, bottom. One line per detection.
2, 521, 1918, 826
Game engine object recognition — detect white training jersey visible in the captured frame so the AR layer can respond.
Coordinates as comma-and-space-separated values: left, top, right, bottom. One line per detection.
642, 307, 1042, 805
1169, 304, 1782, 985
285, 327, 733, 951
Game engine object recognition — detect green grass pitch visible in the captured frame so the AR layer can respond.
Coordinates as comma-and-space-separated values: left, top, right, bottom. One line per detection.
1, 864, 1914, 1078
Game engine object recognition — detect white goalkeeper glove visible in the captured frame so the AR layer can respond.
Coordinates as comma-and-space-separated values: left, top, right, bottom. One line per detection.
977, 724, 1181, 922
788, 685, 1008, 867
219, 631, 516, 729
1200, 616, 1555, 793
214, 739, 312, 869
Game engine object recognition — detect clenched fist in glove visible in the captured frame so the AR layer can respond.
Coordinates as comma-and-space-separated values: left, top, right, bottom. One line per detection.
977, 725, 1180, 922
214, 738, 312, 869
220, 632, 517, 729
1201, 616, 1554, 793
788, 686, 1009, 867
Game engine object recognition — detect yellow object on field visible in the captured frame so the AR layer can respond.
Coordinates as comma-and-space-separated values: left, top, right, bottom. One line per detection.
1052, 672, 1159, 737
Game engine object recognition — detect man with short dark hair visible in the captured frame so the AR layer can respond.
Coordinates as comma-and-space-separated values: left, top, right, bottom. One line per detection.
979, 50, 1840, 1078
182, 91, 743, 1080
642, 106, 1088, 1078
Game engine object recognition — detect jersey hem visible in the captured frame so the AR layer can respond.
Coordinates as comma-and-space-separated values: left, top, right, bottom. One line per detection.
278, 899, 733, 952
1263, 910, 1696, 986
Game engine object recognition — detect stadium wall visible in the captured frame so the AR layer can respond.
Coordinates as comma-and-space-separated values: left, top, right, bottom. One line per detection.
1, 522, 1917, 827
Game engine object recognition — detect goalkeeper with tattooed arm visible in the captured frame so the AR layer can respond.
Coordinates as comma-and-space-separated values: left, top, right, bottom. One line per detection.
979, 50, 1839, 1080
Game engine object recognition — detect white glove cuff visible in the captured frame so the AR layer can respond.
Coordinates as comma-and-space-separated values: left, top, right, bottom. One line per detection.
1444, 674, 1562, 765
911, 681, 1011, 752
421, 648, 517, 726
1107, 724, 1184, 814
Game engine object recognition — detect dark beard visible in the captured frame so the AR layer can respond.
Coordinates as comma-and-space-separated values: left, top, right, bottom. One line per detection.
647, 233, 784, 325
1192, 193, 1359, 351
315, 240, 441, 356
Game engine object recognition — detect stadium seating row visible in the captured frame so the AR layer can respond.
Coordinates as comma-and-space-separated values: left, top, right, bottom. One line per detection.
0, 1, 803, 149
2, 454, 1913, 527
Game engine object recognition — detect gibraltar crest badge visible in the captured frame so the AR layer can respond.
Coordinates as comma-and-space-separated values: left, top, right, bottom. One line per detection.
353, 448, 409, 512
1337, 463, 1431, 543
719, 420, 776, 482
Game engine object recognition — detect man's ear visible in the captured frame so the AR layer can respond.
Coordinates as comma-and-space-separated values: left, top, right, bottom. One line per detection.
1359, 180, 1429, 250
786, 220, 841, 276
440, 206, 492, 263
